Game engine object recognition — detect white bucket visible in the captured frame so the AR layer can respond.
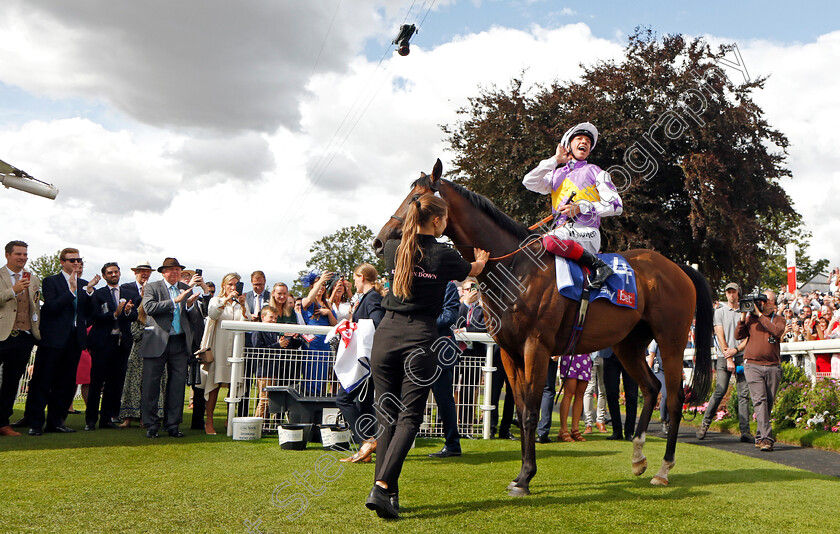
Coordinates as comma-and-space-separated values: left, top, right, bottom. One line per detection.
318, 424, 352, 451
231, 417, 263, 441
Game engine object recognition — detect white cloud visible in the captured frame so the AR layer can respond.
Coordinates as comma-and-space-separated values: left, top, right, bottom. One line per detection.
0, 0, 407, 133
1, 7, 838, 292
739, 31, 840, 267
0, 118, 176, 213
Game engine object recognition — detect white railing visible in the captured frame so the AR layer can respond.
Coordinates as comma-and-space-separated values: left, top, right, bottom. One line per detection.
684, 339, 840, 385
218, 320, 498, 438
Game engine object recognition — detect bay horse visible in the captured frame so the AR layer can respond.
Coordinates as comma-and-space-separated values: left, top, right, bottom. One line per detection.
374, 159, 713, 496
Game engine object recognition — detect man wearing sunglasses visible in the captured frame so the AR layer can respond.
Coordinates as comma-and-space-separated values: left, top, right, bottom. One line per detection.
24, 248, 98, 435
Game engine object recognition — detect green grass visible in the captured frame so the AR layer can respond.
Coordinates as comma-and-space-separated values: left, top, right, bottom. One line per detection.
2, 404, 838, 533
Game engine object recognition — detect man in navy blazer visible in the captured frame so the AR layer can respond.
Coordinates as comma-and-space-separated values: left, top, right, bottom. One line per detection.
139, 257, 207, 438
118, 261, 152, 355
24, 247, 98, 435
85, 262, 138, 430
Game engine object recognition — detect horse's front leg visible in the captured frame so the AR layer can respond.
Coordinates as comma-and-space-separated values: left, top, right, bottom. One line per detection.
505, 345, 549, 497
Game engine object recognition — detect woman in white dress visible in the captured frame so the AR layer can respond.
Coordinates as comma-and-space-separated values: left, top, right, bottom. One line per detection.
203, 272, 251, 434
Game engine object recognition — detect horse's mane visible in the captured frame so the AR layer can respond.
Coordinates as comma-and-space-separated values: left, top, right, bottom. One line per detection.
411, 175, 532, 241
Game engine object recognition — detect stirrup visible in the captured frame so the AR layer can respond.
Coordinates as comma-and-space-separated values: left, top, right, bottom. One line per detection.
585, 267, 612, 290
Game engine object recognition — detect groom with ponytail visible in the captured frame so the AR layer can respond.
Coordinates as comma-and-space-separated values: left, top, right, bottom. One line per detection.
364, 193, 489, 519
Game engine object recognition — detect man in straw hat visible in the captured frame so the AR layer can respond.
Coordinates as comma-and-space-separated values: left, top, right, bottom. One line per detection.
138, 257, 208, 438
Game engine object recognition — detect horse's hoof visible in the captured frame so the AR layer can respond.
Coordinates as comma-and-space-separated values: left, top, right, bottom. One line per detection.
632, 457, 648, 476
508, 485, 530, 497
650, 475, 669, 486
506, 481, 517, 491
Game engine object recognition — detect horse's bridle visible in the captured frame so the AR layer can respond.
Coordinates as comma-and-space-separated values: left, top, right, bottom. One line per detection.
386, 180, 548, 261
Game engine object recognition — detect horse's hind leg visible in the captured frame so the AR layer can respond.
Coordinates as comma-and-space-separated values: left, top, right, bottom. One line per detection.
613, 336, 659, 477
652, 347, 686, 485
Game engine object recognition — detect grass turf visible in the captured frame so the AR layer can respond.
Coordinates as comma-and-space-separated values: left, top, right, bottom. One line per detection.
2, 406, 838, 534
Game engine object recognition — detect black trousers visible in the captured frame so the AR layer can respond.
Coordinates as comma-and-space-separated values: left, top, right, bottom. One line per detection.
604, 355, 638, 439
87, 335, 131, 426
141, 334, 188, 432
0, 333, 35, 427
24, 340, 82, 430
431, 366, 460, 451
336, 378, 375, 444
489, 345, 514, 437
371, 311, 438, 493
190, 386, 206, 430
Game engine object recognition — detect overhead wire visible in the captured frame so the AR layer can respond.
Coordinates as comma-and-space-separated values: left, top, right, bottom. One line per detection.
271, 0, 436, 242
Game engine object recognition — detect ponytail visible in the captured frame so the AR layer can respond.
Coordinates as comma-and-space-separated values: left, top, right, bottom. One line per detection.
393, 193, 447, 299
355, 263, 385, 296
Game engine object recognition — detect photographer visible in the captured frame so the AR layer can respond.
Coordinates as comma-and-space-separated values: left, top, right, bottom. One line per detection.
696, 283, 752, 443
736, 290, 785, 452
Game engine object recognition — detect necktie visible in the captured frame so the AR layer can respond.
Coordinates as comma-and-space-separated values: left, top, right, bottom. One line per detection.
169, 285, 182, 335
13, 272, 19, 288
111, 287, 119, 307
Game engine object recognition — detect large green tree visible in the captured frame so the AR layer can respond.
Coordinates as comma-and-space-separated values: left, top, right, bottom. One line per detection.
291, 224, 385, 296
443, 28, 825, 289
28, 250, 61, 281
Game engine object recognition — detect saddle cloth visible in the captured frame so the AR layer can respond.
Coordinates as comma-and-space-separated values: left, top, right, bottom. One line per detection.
555, 253, 637, 309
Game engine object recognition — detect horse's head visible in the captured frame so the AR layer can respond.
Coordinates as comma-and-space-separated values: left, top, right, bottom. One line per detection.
372, 158, 443, 257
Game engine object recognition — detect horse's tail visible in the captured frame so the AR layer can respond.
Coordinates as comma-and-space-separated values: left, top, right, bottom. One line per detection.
678, 263, 714, 405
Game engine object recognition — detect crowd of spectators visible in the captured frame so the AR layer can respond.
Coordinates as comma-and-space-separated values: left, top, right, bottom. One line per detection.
1, 239, 504, 443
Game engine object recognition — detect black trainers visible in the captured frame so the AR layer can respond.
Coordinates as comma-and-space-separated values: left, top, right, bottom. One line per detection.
696, 422, 709, 440
740, 432, 754, 443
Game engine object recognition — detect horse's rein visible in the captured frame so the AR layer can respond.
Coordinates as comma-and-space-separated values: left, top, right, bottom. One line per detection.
387, 201, 568, 262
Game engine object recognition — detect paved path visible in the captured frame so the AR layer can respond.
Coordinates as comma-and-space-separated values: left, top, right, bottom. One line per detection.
674, 424, 840, 478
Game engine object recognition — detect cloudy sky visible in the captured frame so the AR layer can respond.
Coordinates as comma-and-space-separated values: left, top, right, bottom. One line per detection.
1, 0, 838, 289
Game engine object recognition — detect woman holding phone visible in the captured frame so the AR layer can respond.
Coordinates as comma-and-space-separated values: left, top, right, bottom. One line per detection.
202, 272, 251, 434
364, 193, 489, 519
301, 273, 337, 396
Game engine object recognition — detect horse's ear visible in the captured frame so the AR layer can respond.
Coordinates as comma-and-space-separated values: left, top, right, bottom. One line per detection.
431, 158, 443, 184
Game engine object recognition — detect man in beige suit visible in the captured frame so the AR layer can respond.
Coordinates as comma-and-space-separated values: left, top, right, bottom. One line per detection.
0, 240, 41, 436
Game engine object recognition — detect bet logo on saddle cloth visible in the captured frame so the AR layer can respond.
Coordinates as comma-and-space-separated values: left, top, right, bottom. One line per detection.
555, 253, 637, 309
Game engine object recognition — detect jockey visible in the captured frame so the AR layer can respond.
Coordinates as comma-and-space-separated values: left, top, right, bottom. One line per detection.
522, 122, 623, 289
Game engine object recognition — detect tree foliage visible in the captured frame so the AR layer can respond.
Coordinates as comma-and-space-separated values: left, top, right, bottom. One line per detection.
29, 250, 61, 281
291, 224, 385, 296
443, 28, 825, 289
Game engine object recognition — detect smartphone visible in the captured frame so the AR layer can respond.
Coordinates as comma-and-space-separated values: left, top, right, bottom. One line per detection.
195, 268, 203, 277
21, 272, 31, 281
235, 281, 244, 295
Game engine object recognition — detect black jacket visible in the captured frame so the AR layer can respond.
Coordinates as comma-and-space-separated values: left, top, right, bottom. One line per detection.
352, 289, 384, 328
87, 285, 138, 350
39, 273, 94, 350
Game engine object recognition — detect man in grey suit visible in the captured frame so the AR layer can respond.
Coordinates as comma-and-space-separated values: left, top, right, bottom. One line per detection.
240, 270, 269, 415
244, 270, 270, 317
140, 257, 208, 438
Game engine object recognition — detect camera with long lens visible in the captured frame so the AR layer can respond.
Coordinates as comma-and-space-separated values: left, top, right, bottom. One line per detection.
738, 293, 768, 313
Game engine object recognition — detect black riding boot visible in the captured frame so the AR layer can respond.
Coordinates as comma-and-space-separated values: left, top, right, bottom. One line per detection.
578, 250, 614, 290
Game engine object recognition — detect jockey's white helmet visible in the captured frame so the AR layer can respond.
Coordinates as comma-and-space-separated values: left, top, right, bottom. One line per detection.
561, 122, 598, 150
